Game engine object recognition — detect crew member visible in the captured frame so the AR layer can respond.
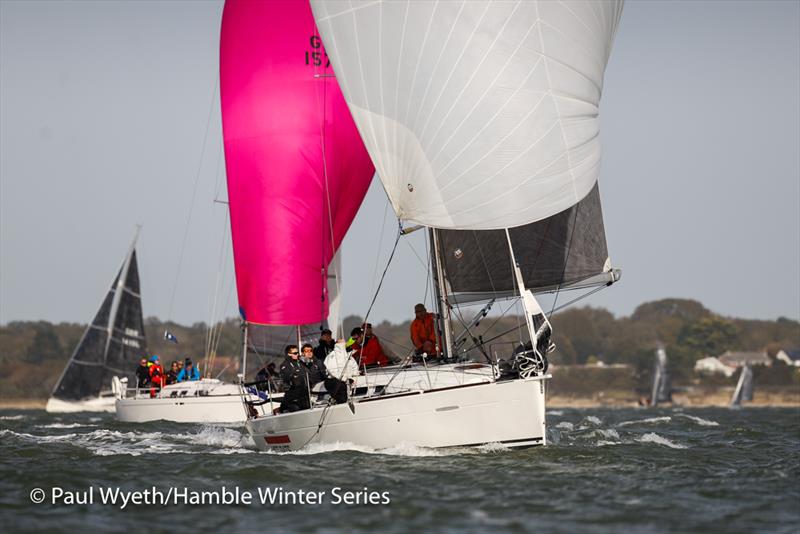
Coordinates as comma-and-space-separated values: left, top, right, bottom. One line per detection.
148, 355, 165, 398
177, 359, 200, 381
323, 340, 359, 405
313, 329, 336, 360
136, 357, 151, 388
359, 323, 389, 367
278, 345, 310, 413
410, 303, 440, 356
300, 343, 327, 387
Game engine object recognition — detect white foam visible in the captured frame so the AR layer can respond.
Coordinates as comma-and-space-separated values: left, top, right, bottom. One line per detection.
617, 416, 672, 427
636, 432, 687, 449
585, 415, 602, 425
261, 439, 499, 457
0, 415, 24, 420
547, 410, 564, 416
555, 422, 574, 431
676, 414, 719, 427
36, 423, 97, 429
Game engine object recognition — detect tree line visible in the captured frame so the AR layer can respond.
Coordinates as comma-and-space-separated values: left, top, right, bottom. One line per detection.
1, 298, 797, 398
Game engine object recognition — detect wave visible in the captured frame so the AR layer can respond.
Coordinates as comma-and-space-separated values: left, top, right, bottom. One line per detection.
617, 416, 672, 427
675, 414, 719, 427
36, 423, 97, 429
0, 415, 24, 420
636, 432, 687, 449
266, 440, 450, 457
0, 425, 256, 456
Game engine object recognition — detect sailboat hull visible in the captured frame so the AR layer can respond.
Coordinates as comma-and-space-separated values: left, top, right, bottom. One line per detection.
246, 376, 548, 451
114, 379, 261, 423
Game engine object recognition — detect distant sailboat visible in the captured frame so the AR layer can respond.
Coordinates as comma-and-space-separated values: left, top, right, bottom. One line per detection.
46, 230, 147, 413
730, 364, 754, 407
650, 344, 672, 407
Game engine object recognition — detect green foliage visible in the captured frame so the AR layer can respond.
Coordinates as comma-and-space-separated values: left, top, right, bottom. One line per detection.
1, 298, 798, 398
677, 316, 739, 358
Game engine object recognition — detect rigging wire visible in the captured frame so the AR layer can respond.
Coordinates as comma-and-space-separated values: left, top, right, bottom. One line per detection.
167, 77, 220, 320
361, 221, 402, 326
548, 203, 581, 319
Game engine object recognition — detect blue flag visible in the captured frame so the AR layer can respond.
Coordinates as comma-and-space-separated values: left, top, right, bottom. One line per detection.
164, 330, 178, 344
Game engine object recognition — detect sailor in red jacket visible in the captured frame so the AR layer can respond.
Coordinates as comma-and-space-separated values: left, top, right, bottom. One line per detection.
148, 355, 165, 397
358, 323, 389, 367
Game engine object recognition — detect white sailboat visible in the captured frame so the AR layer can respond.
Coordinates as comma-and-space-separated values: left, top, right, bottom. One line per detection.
46, 229, 147, 413
730, 364, 754, 407
650, 344, 672, 406
230, 0, 624, 451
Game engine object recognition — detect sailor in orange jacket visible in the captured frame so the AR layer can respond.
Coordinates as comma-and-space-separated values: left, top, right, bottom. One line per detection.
410, 303, 440, 356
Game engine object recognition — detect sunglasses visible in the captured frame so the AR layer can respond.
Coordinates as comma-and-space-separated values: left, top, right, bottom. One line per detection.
289, 352, 299, 355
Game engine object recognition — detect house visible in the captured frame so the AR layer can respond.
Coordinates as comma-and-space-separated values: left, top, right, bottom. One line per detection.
717, 351, 771, 368
694, 356, 736, 377
776, 349, 800, 367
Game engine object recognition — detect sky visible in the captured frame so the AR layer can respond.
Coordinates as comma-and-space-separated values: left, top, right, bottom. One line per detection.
1, 0, 798, 328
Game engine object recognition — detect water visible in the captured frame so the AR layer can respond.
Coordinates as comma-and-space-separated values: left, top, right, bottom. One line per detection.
1, 407, 798, 533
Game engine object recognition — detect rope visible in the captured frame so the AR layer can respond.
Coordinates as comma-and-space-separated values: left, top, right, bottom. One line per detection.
167, 77, 219, 320
361, 222, 402, 326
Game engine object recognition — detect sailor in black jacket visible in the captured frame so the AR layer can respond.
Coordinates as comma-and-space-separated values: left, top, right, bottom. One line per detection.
278, 345, 310, 413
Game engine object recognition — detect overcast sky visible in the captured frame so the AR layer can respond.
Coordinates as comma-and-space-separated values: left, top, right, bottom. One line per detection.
1, 0, 798, 328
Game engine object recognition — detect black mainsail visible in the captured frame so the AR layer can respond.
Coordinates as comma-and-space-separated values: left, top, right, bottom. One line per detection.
435, 183, 619, 304
47, 232, 148, 408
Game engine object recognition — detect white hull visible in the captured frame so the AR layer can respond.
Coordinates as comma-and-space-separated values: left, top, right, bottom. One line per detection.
246, 375, 548, 451
114, 379, 263, 423
45, 395, 116, 413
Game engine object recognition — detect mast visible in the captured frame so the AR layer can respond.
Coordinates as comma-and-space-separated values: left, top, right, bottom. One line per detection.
240, 321, 248, 384
430, 229, 453, 358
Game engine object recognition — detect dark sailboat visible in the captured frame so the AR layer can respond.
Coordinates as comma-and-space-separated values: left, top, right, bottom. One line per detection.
46, 230, 147, 412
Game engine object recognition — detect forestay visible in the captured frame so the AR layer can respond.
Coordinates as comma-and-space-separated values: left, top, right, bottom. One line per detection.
311, 0, 623, 230
220, 0, 375, 326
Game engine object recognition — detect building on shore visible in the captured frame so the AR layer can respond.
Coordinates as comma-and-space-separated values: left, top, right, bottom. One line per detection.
694, 356, 736, 377
775, 349, 800, 367
717, 351, 771, 368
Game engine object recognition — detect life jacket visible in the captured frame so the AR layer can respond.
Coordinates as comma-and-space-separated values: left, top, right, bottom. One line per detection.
149, 364, 164, 386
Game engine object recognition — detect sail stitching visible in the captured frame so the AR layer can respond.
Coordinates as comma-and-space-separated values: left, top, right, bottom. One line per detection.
416, 1, 494, 145
408, 1, 468, 135
424, 1, 523, 162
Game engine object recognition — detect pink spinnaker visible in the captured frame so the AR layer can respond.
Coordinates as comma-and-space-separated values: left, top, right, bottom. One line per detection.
220, 0, 374, 326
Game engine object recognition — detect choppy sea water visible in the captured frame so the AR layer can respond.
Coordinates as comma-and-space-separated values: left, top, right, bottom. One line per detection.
1, 407, 797, 533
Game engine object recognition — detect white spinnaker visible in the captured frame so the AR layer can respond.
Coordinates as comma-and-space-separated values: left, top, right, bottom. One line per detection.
311, 0, 623, 230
